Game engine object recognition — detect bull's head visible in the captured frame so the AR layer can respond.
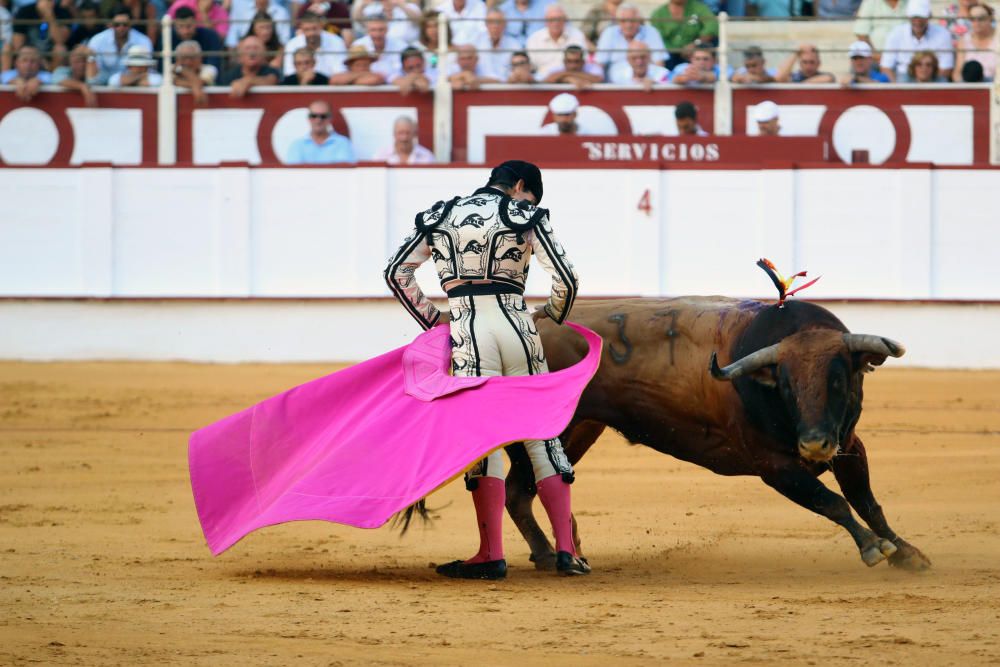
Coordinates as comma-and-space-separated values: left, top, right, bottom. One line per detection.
709, 331, 905, 463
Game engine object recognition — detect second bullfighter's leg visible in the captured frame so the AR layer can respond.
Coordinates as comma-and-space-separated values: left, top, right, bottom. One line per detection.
831, 437, 931, 571
759, 462, 898, 567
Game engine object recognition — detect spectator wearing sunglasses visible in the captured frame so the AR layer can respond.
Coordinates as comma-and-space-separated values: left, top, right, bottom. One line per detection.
285, 100, 357, 165
86, 6, 154, 84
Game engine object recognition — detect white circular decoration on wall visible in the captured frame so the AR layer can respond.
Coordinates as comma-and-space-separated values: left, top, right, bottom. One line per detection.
271, 107, 310, 164
831, 105, 896, 165
0, 107, 60, 164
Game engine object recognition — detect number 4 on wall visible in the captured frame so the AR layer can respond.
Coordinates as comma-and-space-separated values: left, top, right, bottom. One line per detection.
637, 189, 652, 216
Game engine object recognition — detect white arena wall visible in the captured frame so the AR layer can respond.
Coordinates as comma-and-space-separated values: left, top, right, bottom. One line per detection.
1, 165, 998, 367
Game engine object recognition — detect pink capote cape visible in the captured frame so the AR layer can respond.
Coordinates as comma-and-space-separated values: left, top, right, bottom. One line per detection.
189, 322, 602, 555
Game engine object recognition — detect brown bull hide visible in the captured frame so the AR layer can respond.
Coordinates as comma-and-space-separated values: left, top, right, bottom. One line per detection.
501, 297, 930, 574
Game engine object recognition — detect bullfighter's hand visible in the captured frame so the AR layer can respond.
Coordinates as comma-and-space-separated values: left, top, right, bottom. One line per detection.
531, 308, 550, 324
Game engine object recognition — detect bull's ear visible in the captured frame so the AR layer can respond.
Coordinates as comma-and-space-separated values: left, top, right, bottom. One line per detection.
852, 351, 886, 374
748, 365, 778, 387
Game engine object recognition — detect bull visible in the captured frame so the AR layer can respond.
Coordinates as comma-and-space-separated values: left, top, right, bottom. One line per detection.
504, 296, 931, 571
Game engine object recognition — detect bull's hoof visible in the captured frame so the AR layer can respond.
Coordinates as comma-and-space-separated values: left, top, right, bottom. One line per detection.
529, 551, 557, 571
887, 541, 932, 572
860, 538, 896, 567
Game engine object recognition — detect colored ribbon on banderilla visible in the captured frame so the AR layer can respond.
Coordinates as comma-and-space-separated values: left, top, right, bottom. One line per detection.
757, 258, 821, 307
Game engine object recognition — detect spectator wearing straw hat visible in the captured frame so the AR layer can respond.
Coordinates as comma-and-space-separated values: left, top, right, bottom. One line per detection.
879, 0, 954, 81
352, 13, 409, 80
752, 100, 780, 136
840, 40, 890, 84
329, 43, 387, 84
540, 92, 602, 135
108, 44, 162, 86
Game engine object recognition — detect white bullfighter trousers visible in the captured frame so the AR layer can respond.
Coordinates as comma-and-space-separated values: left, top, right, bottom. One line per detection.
448, 292, 575, 488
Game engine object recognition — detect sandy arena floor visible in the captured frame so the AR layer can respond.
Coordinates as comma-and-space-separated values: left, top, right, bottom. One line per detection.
1, 362, 999, 666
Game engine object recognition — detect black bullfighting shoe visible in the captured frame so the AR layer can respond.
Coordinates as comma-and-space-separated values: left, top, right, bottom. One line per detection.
555, 551, 591, 576
435, 559, 508, 580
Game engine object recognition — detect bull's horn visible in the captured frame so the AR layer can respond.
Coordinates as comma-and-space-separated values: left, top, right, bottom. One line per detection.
709, 343, 780, 381
843, 334, 906, 358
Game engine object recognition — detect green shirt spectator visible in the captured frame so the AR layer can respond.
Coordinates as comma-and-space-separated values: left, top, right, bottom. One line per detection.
650, 0, 718, 64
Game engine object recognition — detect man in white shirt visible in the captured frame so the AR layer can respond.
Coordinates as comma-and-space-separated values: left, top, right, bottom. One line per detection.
374, 115, 436, 164
352, 14, 409, 80
436, 0, 488, 45
594, 4, 666, 70
879, 0, 953, 81
283, 13, 347, 77
226, 0, 291, 49
353, 0, 422, 44
540, 92, 602, 135
87, 9, 153, 84
474, 9, 522, 80
607, 40, 668, 88
525, 4, 586, 77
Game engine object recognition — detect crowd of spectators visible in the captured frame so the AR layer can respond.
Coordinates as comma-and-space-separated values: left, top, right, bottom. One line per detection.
1, 0, 996, 98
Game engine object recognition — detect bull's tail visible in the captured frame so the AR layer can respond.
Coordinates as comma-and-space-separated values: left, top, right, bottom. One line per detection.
390, 499, 433, 535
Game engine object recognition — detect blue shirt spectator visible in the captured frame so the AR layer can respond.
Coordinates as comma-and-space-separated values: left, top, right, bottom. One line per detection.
286, 101, 357, 165
595, 7, 668, 69
499, 0, 554, 48
87, 14, 154, 85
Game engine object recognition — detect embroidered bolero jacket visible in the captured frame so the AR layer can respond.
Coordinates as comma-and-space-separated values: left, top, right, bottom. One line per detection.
385, 186, 579, 330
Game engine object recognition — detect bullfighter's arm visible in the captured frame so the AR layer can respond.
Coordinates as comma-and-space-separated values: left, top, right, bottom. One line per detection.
384, 226, 441, 331
529, 214, 579, 324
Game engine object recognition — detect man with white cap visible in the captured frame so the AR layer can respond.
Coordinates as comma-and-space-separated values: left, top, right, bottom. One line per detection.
752, 100, 780, 136
879, 0, 953, 81
540, 92, 600, 135
841, 40, 890, 84
108, 45, 162, 87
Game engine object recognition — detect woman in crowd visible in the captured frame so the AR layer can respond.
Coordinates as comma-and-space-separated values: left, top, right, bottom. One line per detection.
952, 2, 997, 80
168, 0, 229, 39
416, 9, 455, 70
906, 49, 945, 81
244, 10, 283, 70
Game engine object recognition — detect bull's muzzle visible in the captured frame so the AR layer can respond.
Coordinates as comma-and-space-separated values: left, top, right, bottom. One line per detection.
798, 435, 838, 462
